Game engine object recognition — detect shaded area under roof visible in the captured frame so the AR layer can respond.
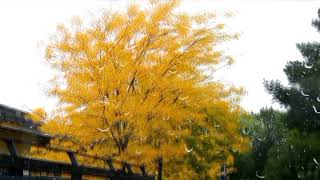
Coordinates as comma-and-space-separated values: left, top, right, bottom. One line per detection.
0, 103, 39, 129
0, 124, 51, 145
0, 104, 51, 145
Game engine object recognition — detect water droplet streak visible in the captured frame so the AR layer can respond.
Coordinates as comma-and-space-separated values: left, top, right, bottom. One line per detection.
304, 64, 313, 69
242, 128, 250, 135
290, 145, 294, 151
184, 144, 193, 153
97, 128, 110, 132
136, 150, 142, 155
301, 91, 309, 97
312, 105, 320, 114
256, 171, 265, 179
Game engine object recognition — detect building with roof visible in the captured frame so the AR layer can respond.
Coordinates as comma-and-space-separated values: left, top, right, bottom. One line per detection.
0, 104, 51, 156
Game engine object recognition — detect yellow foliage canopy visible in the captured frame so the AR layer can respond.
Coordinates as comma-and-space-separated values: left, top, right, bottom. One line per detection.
39, 0, 249, 178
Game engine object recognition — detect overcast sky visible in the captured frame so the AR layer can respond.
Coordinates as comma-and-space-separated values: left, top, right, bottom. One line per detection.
0, 0, 319, 113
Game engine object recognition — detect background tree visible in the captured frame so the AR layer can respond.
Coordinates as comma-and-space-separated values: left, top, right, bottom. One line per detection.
39, 0, 248, 178
27, 107, 48, 123
183, 104, 250, 179
230, 107, 287, 179
262, 9, 320, 180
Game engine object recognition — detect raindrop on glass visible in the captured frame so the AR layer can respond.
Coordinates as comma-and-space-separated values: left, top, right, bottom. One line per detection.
312, 105, 320, 114
304, 63, 313, 69
97, 127, 110, 132
102, 95, 109, 103
163, 116, 170, 121
140, 136, 147, 142
184, 144, 193, 153
256, 171, 265, 179
298, 174, 302, 179
301, 91, 309, 97
135, 149, 142, 155
205, 130, 209, 136
242, 127, 250, 135
179, 96, 189, 101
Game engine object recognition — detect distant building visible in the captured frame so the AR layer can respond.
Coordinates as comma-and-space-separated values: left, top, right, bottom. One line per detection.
0, 104, 51, 156
0, 104, 38, 128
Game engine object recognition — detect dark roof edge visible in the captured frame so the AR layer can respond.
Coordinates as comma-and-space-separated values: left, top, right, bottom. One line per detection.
0, 103, 29, 114
0, 124, 51, 139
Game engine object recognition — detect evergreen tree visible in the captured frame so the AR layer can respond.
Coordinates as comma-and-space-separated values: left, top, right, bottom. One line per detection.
265, 9, 320, 132
263, 9, 320, 179
230, 108, 287, 180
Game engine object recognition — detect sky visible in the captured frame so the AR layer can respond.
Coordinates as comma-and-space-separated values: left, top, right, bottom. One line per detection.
0, 0, 319, 113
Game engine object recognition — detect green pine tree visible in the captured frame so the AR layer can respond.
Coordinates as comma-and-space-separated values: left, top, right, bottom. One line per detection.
230, 108, 287, 180
263, 9, 320, 180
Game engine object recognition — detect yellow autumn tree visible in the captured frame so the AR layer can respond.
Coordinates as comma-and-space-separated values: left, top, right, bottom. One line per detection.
38, 0, 249, 178
27, 107, 48, 123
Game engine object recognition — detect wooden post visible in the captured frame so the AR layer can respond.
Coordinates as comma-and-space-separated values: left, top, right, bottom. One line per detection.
157, 157, 163, 180
126, 163, 133, 175
140, 164, 147, 176
67, 151, 81, 180
4, 139, 23, 176
106, 158, 116, 174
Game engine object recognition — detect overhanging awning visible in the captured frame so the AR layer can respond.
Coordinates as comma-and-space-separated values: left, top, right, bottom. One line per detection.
0, 124, 51, 145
